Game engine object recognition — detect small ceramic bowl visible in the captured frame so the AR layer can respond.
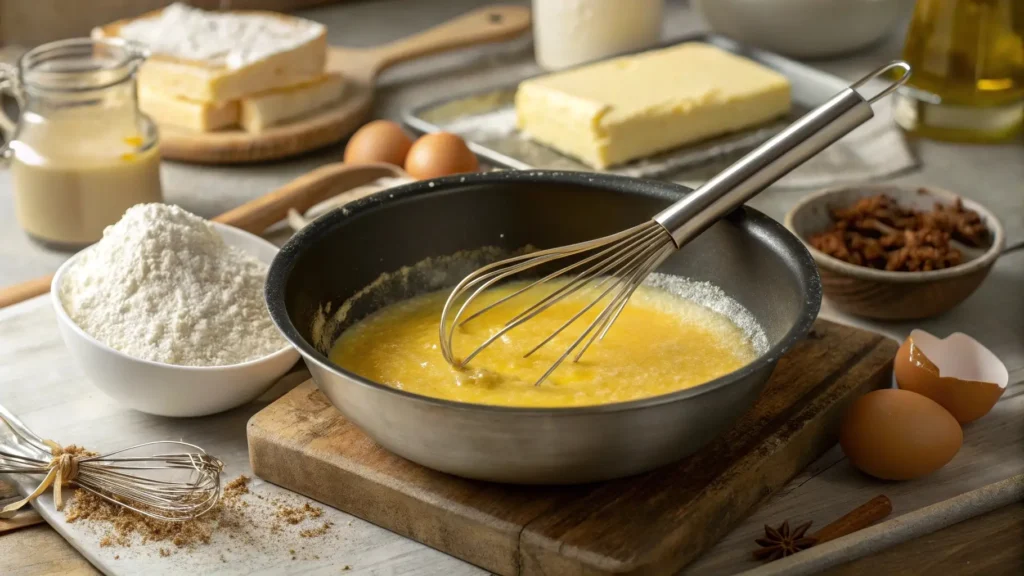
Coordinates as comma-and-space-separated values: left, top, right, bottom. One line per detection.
785, 185, 1005, 320
51, 223, 300, 417
693, 0, 904, 59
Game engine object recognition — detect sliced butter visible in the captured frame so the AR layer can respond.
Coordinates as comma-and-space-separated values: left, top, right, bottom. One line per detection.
240, 73, 345, 133
515, 42, 792, 168
139, 86, 239, 132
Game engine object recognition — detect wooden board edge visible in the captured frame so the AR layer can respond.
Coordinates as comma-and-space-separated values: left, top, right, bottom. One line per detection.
518, 334, 899, 576
662, 335, 899, 574
0, 509, 44, 535
246, 389, 522, 575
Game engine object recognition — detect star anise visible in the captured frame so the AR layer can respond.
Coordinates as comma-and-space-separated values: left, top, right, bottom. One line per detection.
752, 520, 817, 561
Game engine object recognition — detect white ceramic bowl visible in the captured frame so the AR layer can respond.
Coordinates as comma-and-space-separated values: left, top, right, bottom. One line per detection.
693, 0, 905, 59
51, 222, 300, 417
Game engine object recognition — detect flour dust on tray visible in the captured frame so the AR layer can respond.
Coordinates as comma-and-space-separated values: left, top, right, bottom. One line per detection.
59, 203, 286, 366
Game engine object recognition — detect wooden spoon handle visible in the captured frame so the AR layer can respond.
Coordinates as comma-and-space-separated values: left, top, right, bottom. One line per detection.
213, 162, 402, 232
0, 275, 52, 310
0, 162, 404, 309
366, 4, 531, 73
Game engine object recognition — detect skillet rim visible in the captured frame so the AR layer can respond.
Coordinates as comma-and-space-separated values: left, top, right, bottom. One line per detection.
265, 169, 822, 415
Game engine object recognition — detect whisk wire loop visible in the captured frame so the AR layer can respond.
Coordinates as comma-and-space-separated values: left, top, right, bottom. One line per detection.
457, 224, 670, 368
439, 220, 664, 367
521, 229, 670, 359
457, 222, 666, 329
440, 220, 675, 385
577, 241, 675, 361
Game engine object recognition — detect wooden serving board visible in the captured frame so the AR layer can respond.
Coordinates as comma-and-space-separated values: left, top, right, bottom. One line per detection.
161, 5, 530, 164
248, 319, 898, 575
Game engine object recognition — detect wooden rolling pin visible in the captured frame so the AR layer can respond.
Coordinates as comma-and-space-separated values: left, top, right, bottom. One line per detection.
739, 474, 1024, 576
0, 162, 404, 309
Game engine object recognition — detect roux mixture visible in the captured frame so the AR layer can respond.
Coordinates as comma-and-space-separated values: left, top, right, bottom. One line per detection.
330, 280, 759, 408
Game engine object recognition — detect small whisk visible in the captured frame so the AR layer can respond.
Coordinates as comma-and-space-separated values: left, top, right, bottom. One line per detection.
0, 403, 222, 522
441, 61, 912, 385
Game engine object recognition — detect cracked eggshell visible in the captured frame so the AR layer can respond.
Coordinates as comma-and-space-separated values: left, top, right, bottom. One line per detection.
895, 329, 1008, 424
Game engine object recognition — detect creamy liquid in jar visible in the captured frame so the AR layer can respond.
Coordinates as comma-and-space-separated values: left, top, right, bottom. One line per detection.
4, 37, 163, 249
11, 111, 162, 248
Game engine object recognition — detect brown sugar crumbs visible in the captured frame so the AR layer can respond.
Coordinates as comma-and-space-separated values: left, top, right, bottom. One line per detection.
808, 193, 990, 272
300, 522, 333, 538
66, 489, 215, 548
276, 502, 323, 525
64, 474, 335, 559
224, 475, 251, 498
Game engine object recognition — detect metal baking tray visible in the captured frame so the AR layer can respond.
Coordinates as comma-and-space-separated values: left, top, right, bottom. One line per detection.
402, 33, 850, 184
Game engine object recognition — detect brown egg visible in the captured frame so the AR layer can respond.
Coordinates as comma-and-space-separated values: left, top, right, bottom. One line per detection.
404, 132, 479, 180
344, 120, 413, 167
840, 389, 962, 481
895, 330, 1008, 424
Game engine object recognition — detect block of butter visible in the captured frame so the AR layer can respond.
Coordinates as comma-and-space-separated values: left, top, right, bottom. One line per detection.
94, 3, 326, 103
515, 42, 791, 169
240, 73, 345, 133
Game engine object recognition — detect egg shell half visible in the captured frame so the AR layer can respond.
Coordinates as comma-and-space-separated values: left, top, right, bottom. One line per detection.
840, 389, 962, 481
895, 330, 1008, 424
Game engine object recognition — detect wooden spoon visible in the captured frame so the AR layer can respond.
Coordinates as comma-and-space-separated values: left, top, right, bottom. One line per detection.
160, 5, 531, 163
0, 162, 404, 309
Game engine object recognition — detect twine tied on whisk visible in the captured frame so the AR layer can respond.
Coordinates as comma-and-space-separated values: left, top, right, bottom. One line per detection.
1, 440, 87, 517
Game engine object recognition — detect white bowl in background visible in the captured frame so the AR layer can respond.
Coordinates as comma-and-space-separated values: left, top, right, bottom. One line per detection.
51, 222, 300, 418
693, 0, 906, 59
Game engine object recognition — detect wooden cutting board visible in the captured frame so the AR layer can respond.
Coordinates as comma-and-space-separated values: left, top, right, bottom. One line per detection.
161, 5, 530, 164
248, 319, 897, 575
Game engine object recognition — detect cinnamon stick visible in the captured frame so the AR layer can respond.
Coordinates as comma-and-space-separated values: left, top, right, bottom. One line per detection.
812, 495, 892, 544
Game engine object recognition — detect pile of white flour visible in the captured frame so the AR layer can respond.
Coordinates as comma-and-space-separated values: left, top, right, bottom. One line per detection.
59, 204, 287, 366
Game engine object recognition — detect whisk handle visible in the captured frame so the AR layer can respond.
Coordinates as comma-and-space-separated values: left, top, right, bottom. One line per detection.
654, 61, 912, 247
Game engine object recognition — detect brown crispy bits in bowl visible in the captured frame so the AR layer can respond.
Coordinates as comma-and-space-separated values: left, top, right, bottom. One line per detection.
808, 194, 989, 272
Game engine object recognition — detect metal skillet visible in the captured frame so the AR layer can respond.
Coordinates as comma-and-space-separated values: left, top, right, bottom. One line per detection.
265, 64, 905, 484
266, 170, 819, 484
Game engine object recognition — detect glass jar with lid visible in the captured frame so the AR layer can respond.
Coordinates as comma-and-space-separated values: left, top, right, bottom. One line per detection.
0, 38, 163, 250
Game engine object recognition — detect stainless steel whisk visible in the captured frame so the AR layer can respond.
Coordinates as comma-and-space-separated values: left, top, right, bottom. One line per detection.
0, 403, 223, 522
440, 61, 912, 385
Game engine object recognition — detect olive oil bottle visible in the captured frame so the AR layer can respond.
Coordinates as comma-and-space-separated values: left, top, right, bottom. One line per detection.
895, 0, 1024, 142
